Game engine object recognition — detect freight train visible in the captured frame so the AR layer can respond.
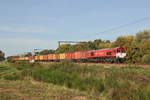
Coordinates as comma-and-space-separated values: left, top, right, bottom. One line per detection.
11, 47, 126, 63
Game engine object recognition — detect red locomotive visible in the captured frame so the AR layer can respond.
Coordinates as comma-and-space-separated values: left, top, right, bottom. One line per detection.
87, 47, 126, 62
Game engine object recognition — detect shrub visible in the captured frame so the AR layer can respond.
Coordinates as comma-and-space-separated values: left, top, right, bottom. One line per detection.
72, 76, 87, 91
142, 54, 150, 64
104, 74, 119, 89
3, 72, 20, 80
10, 62, 42, 70
33, 69, 72, 86
21, 69, 33, 77
49, 60, 81, 73
85, 77, 104, 92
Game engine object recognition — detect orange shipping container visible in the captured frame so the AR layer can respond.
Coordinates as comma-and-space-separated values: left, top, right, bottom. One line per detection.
35, 56, 40, 61
74, 51, 87, 59
74, 52, 80, 59
48, 54, 53, 60
53, 54, 56, 60
71, 53, 75, 59
80, 51, 87, 59
43, 55, 48, 60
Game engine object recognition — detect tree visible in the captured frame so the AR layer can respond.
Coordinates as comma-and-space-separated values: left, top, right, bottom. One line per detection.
98, 42, 111, 49
40, 49, 55, 55
142, 54, 150, 64
0, 50, 5, 61
25, 52, 32, 57
136, 30, 150, 42
93, 39, 102, 49
55, 44, 72, 53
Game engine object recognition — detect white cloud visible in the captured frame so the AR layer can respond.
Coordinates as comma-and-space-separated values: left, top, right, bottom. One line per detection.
0, 37, 58, 57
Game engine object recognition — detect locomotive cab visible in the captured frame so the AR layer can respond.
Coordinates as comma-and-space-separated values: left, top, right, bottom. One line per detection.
116, 47, 126, 62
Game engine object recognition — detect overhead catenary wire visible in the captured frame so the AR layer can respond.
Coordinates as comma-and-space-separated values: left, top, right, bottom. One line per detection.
81, 15, 150, 40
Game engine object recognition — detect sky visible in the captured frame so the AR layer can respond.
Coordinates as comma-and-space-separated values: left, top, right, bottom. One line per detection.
0, 0, 150, 57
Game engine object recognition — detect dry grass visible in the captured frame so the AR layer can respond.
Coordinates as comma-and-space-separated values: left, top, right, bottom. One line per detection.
0, 78, 98, 100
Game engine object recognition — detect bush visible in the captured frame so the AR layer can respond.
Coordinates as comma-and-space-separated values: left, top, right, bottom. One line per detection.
10, 62, 42, 70
50, 60, 80, 73
72, 76, 87, 91
33, 69, 72, 86
104, 74, 119, 89
142, 54, 150, 64
136, 86, 150, 100
3, 72, 20, 80
85, 77, 104, 92
21, 69, 33, 77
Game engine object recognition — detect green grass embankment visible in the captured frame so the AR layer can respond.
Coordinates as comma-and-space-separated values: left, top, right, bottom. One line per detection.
1, 61, 150, 100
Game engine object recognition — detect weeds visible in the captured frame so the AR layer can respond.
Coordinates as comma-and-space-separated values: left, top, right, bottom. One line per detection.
1, 61, 150, 100
3, 72, 20, 80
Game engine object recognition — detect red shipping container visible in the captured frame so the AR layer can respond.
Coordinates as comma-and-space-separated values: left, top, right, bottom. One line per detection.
29, 56, 34, 60
55, 54, 59, 61
43, 55, 48, 60
65, 53, 71, 60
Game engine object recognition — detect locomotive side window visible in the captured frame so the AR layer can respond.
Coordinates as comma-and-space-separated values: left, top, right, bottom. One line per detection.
91, 52, 94, 56
107, 52, 112, 55
122, 50, 126, 53
113, 50, 116, 53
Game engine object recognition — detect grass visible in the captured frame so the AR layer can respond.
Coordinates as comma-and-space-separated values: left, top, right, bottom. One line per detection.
1, 60, 150, 100
0, 78, 91, 100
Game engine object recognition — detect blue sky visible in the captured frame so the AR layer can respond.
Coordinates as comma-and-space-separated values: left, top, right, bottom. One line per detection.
0, 0, 150, 56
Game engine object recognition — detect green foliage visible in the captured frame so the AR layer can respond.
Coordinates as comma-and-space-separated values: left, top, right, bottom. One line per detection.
136, 30, 150, 43
40, 49, 55, 55
2, 61, 150, 99
10, 61, 42, 70
136, 85, 150, 100
33, 69, 72, 86
142, 54, 150, 64
85, 77, 104, 92
0, 50, 5, 61
24, 52, 32, 57
56, 44, 72, 53
50, 60, 80, 73
3, 72, 20, 80
104, 74, 119, 89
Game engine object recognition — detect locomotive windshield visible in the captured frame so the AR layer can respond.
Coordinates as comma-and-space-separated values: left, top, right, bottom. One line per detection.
117, 49, 121, 53
122, 50, 126, 53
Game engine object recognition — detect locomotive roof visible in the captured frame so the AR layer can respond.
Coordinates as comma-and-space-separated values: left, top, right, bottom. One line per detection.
89, 47, 123, 51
